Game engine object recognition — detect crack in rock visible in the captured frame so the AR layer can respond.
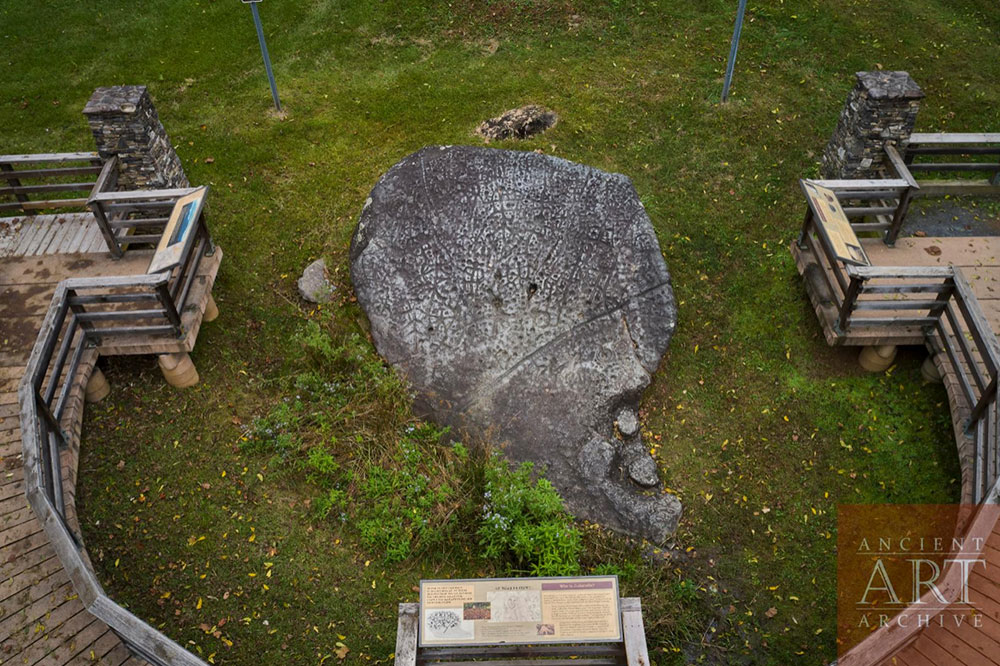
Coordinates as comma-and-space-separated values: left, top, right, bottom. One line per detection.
350, 146, 681, 542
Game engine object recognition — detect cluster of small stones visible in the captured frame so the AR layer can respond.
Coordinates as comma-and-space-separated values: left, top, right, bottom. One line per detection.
476, 105, 558, 142
83, 85, 188, 189
820, 71, 924, 179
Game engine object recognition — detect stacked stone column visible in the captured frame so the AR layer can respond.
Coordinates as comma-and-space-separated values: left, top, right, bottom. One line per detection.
820, 71, 924, 179
81, 85, 208, 390
82, 85, 188, 189
820, 72, 929, 374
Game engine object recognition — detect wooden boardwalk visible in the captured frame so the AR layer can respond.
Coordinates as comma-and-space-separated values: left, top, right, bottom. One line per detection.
876, 513, 1000, 666
0, 213, 219, 666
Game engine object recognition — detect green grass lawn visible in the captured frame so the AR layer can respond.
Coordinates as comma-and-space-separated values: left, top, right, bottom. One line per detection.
4, 0, 1000, 664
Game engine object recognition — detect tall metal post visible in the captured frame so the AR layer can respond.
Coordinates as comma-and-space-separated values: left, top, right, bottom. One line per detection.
245, 0, 281, 111
721, 0, 748, 103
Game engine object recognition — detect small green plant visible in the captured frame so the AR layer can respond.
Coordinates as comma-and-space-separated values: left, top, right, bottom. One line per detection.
478, 457, 582, 576
314, 487, 348, 520
590, 561, 638, 582
355, 423, 459, 562
674, 579, 699, 603
242, 400, 303, 457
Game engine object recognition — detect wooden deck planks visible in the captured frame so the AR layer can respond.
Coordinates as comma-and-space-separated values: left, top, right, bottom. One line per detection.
1, 594, 89, 657
12, 219, 45, 255
0, 213, 105, 258
63, 629, 129, 666
12, 608, 102, 666
0, 579, 75, 643
877, 502, 1000, 665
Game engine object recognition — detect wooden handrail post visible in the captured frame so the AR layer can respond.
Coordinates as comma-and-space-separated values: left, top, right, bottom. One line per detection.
48, 429, 65, 519
88, 199, 123, 259
156, 283, 183, 336
796, 207, 813, 249
198, 211, 216, 255
838, 274, 863, 333
969, 376, 998, 425
927, 274, 955, 321
883, 144, 919, 246
885, 184, 915, 246
0, 162, 30, 211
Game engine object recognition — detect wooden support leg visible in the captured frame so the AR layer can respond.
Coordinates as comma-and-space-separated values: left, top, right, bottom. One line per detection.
921, 354, 943, 383
621, 597, 651, 666
85, 367, 110, 403
858, 345, 897, 372
203, 293, 219, 322
394, 603, 418, 666
158, 352, 199, 388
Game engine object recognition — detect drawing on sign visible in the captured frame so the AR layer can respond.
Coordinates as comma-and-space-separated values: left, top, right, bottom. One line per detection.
487, 589, 542, 623
419, 576, 621, 647
800, 179, 870, 267
425, 609, 473, 639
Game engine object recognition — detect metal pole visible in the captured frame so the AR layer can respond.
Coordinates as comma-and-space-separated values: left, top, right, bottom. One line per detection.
721, 0, 748, 103
249, 1, 281, 111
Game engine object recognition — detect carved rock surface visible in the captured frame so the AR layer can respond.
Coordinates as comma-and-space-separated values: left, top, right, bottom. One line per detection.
350, 146, 680, 542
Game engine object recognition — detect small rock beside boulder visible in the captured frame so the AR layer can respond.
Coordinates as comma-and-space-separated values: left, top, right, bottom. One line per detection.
476, 105, 558, 142
298, 258, 335, 304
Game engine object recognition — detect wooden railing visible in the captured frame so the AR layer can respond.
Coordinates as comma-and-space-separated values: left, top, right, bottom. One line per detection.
797, 169, 918, 250
87, 161, 203, 258
799, 170, 1000, 499
799, 130, 1000, 665
807, 135, 1000, 248
838, 264, 1000, 500
798, 168, 1000, 664
19, 275, 209, 666
0, 152, 104, 213
904, 132, 1000, 196
795, 179, 916, 321
1, 152, 208, 262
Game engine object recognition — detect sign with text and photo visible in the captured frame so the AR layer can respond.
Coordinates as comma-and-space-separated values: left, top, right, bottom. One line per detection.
800, 179, 870, 267
418, 576, 621, 647
148, 187, 208, 275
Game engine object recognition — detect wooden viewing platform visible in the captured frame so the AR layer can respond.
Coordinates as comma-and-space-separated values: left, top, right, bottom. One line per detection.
793, 233, 1000, 665
792, 234, 1000, 348
792, 132, 1000, 665
0, 206, 220, 665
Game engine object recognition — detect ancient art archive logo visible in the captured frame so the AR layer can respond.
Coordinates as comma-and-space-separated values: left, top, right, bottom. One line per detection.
837, 504, 999, 656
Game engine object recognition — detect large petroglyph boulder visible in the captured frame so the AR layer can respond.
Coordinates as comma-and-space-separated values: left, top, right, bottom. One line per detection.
350, 146, 680, 542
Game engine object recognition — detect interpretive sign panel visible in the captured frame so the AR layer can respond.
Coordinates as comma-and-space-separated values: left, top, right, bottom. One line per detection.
418, 576, 621, 647
801, 179, 870, 267
148, 186, 207, 274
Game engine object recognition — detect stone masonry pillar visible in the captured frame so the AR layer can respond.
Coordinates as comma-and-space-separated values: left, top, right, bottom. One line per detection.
820, 71, 924, 179
82, 85, 188, 189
